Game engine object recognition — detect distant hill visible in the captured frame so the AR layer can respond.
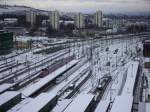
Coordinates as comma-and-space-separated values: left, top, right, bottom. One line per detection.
0, 5, 49, 15
0, 4, 149, 18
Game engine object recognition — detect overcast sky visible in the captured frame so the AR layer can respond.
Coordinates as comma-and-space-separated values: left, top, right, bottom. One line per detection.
1, 0, 150, 13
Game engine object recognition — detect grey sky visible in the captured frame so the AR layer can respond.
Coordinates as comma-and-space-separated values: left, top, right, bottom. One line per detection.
1, 0, 150, 13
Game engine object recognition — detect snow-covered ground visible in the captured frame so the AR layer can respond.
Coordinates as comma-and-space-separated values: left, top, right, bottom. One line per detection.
0, 33, 148, 112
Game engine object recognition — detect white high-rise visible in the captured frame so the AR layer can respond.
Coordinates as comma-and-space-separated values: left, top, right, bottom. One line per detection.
94, 11, 103, 28
50, 11, 59, 30
26, 9, 36, 26
75, 13, 85, 29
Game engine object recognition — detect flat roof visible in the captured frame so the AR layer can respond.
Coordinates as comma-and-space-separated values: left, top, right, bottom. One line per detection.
64, 94, 94, 112
110, 61, 139, 112
138, 102, 146, 112
0, 83, 14, 93
52, 99, 72, 112
122, 61, 139, 95
110, 94, 133, 112
146, 103, 150, 112
95, 99, 110, 112
17, 93, 56, 112
0, 91, 20, 106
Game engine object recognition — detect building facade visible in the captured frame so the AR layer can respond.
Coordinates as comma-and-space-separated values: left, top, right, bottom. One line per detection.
50, 11, 60, 30
94, 11, 103, 28
75, 13, 85, 29
26, 9, 36, 26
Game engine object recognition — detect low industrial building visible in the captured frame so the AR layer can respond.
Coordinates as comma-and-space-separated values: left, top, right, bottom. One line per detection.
4, 27, 26, 35
0, 31, 13, 55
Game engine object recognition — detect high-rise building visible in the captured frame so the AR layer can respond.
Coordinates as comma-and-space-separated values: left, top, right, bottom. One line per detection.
94, 11, 103, 28
50, 11, 59, 30
26, 9, 36, 26
75, 13, 85, 29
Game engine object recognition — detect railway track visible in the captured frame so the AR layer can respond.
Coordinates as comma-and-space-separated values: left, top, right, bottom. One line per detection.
39, 61, 90, 100
15, 55, 75, 90
0, 49, 33, 61
0, 50, 69, 84
0, 62, 23, 74
90, 76, 112, 112
0, 60, 15, 69
57, 66, 90, 99
0, 57, 77, 96
65, 70, 91, 99
31, 60, 87, 95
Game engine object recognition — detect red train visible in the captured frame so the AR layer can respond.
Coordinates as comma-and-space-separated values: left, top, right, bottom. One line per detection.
39, 55, 74, 78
